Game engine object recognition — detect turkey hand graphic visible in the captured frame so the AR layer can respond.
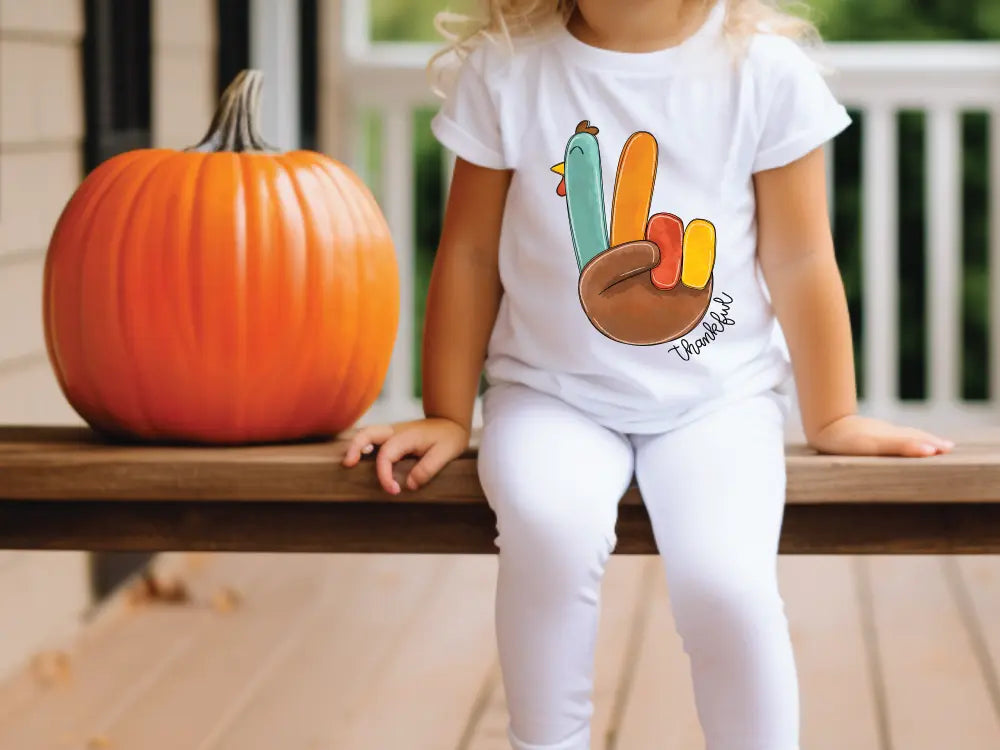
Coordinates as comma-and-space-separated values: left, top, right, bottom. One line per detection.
551, 120, 716, 346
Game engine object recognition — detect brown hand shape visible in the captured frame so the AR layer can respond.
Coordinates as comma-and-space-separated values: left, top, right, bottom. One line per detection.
578, 240, 714, 346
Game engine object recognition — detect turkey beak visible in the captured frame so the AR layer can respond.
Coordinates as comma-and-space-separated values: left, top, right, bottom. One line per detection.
551, 162, 566, 197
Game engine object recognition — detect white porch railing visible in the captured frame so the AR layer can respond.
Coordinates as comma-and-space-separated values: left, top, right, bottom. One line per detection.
317, 27, 1000, 430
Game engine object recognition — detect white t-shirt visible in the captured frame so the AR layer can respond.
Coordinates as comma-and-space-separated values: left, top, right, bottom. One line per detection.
430, 0, 852, 434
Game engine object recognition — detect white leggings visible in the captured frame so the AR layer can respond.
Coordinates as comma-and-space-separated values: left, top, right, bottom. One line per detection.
477, 383, 798, 750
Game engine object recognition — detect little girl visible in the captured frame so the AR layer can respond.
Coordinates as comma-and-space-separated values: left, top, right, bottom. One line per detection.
343, 1, 954, 748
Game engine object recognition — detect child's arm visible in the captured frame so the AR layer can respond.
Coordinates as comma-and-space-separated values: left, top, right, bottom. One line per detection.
342, 158, 512, 491
755, 146, 954, 457
423, 158, 510, 431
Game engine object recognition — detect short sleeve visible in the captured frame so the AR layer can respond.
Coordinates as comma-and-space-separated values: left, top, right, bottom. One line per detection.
430, 44, 510, 170
750, 36, 852, 173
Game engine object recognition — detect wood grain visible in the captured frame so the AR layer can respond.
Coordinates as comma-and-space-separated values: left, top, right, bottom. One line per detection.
0, 553, 272, 749
463, 557, 654, 750
954, 556, 1000, 708
3, 426, 1000, 553
864, 556, 1000, 749
779, 556, 882, 750
210, 555, 449, 750
612, 561, 704, 748
2, 426, 999, 504
323, 556, 497, 750
6, 554, 1000, 745
94, 556, 330, 749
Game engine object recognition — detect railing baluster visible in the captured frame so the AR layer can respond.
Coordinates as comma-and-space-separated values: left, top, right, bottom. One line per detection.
249, 0, 301, 149
862, 105, 899, 414
382, 106, 416, 419
342, 0, 371, 58
926, 107, 962, 408
990, 107, 1000, 404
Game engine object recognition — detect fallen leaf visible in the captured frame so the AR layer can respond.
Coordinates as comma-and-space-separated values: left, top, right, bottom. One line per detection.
128, 571, 190, 605
211, 586, 243, 613
30, 650, 71, 687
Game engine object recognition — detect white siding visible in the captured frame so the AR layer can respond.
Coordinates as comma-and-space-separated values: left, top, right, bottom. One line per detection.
0, 0, 217, 684
0, 148, 79, 257
0, 0, 89, 684
152, 0, 216, 149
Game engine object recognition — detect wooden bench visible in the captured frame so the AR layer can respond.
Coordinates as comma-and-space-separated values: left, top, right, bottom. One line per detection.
1, 425, 1000, 554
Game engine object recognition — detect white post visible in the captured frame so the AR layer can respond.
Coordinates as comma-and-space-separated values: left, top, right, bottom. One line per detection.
317, 0, 345, 160
991, 107, 1000, 405
342, 0, 371, 58
250, 0, 301, 150
861, 105, 899, 416
926, 107, 962, 408
382, 107, 417, 420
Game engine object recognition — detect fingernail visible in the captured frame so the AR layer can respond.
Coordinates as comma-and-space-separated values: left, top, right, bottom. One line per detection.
362, 444, 374, 454
921, 443, 937, 454
406, 477, 417, 490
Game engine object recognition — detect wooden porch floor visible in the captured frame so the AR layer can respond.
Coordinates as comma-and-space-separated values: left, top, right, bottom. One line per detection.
1, 552, 1000, 749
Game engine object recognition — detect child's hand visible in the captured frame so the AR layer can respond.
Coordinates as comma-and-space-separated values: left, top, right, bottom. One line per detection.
341, 418, 470, 495
809, 414, 955, 458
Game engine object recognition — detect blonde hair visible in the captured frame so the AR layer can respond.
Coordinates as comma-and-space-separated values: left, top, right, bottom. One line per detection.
428, 0, 821, 94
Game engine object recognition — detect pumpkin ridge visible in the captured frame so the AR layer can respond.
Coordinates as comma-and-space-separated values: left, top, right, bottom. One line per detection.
319, 157, 398, 421
44, 151, 149, 418
230, 152, 251, 438
151, 152, 207, 437
73, 152, 174, 432
301, 159, 360, 432
197, 152, 251, 441
336, 160, 391, 236
256, 155, 305, 439
238, 155, 287, 435
111, 153, 186, 437
312, 158, 370, 428
184, 151, 215, 422
272, 155, 330, 436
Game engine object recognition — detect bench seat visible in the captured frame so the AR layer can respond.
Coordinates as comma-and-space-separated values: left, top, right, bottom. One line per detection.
1, 426, 999, 554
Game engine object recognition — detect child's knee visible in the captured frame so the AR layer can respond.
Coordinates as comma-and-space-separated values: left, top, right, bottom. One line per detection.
491, 486, 617, 593
669, 562, 787, 643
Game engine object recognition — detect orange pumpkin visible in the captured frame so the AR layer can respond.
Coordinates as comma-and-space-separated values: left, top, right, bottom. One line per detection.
43, 70, 399, 444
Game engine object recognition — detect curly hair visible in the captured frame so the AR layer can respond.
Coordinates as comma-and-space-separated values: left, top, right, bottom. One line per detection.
427, 0, 821, 95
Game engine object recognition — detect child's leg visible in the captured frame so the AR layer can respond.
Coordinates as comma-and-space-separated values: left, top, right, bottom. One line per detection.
631, 394, 798, 750
478, 384, 635, 750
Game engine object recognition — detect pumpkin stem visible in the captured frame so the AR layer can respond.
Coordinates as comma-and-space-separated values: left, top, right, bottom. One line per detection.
186, 69, 279, 154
